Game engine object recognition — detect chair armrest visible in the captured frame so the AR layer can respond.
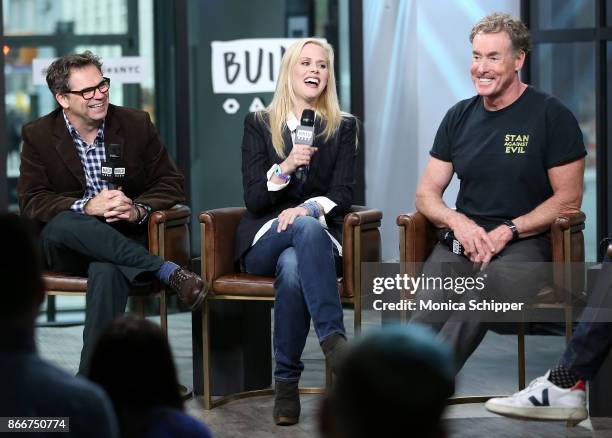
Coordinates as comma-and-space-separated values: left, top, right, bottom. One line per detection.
199, 207, 246, 283
149, 204, 191, 227
345, 206, 383, 226
147, 204, 191, 267
549, 211, 586, 302
608, 243, 612, 259
550, 211, 586, 264
551, 211, 587, 229
396, 211, 438, 263
342, 206, 382, 298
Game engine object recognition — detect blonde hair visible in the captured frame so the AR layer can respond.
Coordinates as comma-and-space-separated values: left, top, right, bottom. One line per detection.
258, 38, 351, 158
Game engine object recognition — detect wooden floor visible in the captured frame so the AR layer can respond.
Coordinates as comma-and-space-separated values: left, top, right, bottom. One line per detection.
37, 310, 612, 437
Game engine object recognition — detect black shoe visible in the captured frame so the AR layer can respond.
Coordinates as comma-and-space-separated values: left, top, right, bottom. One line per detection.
168, 267, 208, 311
321, 333, 348, 374
273, 380, 300, 426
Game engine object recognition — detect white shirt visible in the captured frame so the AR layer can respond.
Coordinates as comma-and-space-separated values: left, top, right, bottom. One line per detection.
251, 112, 342, 255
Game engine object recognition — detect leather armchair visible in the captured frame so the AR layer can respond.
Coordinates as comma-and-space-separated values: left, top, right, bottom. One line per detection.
397, 210, 586, 398
43, 204, 192, 333
199, 205, 382, 409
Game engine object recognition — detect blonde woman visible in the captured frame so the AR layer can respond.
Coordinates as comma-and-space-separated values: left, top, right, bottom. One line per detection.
234, 38, 357, 426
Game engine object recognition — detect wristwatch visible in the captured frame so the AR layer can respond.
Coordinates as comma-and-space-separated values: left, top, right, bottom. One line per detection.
503, 220, 519, 241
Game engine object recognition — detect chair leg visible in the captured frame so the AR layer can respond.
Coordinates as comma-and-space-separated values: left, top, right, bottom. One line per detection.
46, 295, 57, 322
135, 296, 146, 318
564, 306, 576, 429
160, 288, 168, 336
565, 306, 573, 345
202, 300, 212, 410
354, 298, 361, 336
517, 322, 526, 390
155, 288, 190, 400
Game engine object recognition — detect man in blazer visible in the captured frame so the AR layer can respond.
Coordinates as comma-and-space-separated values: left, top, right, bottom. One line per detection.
17, 51, 206, 374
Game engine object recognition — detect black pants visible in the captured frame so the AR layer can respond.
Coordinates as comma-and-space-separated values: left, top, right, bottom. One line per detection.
409, 235, 552, 373
40, 211, 164, 374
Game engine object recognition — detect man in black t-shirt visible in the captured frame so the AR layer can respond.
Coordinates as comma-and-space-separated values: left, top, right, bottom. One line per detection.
411, 13, 586, 373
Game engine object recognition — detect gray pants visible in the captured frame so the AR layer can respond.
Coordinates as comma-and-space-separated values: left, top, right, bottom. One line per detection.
409, 234, 551, 373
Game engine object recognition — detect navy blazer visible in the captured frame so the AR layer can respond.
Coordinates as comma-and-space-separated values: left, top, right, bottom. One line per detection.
234, 111, 357, 261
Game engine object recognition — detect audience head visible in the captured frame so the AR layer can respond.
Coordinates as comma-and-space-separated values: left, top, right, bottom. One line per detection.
0, 213, 45, 328
88, 314, 183, 435
319, 325, 454, 438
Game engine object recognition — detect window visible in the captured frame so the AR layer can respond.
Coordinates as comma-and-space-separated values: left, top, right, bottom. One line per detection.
526, 0, 611, 261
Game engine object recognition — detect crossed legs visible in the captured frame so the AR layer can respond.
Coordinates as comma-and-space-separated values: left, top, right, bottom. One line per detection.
40, 211, 164, 374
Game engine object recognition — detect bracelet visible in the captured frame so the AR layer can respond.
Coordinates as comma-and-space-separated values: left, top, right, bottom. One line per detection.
299, 201, 321, 218
273, 163, 290, 183
134, 205, 143, 223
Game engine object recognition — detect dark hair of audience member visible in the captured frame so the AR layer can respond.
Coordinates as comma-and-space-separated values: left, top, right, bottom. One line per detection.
319, 326, 454, 438
88, 314, 183, 436
0, 213, 45, 327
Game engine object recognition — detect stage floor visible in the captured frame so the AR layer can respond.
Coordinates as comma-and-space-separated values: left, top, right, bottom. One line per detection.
37, 310, 612, 437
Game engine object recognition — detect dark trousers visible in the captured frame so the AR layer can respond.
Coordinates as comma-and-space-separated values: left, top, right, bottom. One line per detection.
409, 235, 551, 373
243, 217, 344, 382
40, 211, 164, 374
559, 255, 612, 380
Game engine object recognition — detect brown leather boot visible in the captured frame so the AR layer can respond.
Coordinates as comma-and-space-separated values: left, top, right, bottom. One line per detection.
168, 267, 208, 311
273, 380, 300, 426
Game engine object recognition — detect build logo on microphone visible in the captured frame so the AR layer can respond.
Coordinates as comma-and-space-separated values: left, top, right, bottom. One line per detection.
296, 129, 313, 143
504, 134, 529, 154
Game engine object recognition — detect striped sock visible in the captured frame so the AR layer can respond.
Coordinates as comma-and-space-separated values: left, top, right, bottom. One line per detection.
548, 365, 579, 389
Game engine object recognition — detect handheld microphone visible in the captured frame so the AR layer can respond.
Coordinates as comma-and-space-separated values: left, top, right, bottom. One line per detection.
295, 109, 315, 180
101, 143, 126, 190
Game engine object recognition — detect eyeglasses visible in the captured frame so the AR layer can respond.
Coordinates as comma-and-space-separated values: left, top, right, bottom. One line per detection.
66, 77, 110, 100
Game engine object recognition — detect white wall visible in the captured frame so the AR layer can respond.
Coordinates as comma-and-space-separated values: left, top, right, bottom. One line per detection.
363, 0, 520, 260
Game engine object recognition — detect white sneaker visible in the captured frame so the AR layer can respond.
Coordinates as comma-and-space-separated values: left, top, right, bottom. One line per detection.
485, 371, 588, 422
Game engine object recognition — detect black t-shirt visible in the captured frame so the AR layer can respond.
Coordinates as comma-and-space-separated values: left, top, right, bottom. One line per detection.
430, 86, 586, 230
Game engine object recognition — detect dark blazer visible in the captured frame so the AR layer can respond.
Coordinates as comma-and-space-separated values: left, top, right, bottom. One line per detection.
17, 105, 185, 225
235, 111, 357, 261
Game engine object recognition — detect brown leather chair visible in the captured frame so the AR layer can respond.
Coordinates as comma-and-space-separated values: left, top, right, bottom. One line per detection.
397, 210, 586, 403
43, 205, 192, 334
199, 205, 382, 409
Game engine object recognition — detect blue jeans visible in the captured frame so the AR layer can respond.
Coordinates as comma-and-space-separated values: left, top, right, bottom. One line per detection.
559, 255, 612, 380
243, 217, 344, 382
